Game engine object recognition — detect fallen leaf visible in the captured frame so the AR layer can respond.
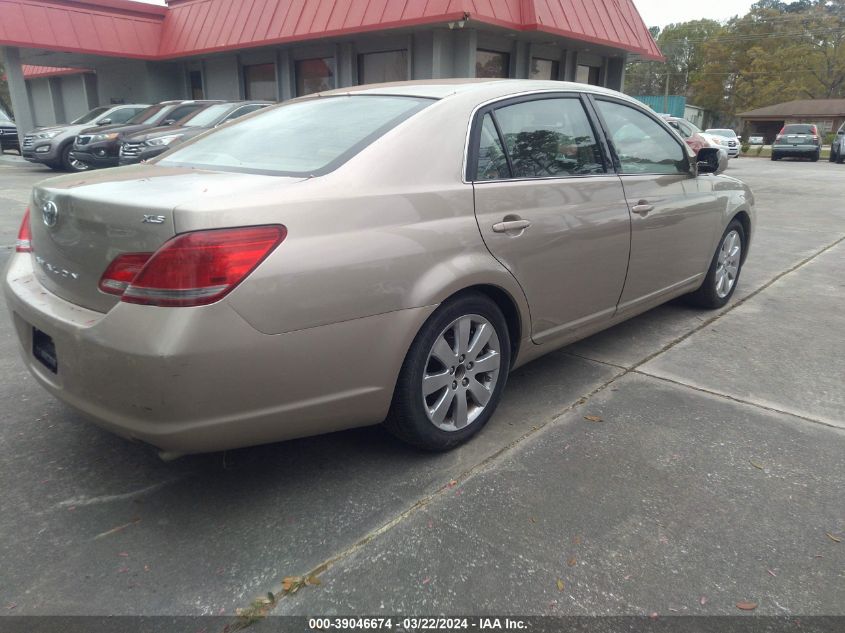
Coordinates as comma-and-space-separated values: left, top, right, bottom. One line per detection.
583, 415, 602, 422
624, 575, 632, 581
118, 552, 129, 557
6, 603, 17, 610
736, 601, 758, 611
117, 567, 129, 574
556, 578, 565, 592
573, 535, 582, 545
422, 577, 431, 585
750, 460, 765, 470
281, 576, 300, 592
305, 575, 321, 586
767, 569, 777, 577
266, 592, 276, 604
668, 608, 679, 612
448, 480, 457, 488
699, 595, 708, 606
649, 612, 659, 619
825, 532, 841, 543
567, 557, 577, 567
529, 517, 537, 523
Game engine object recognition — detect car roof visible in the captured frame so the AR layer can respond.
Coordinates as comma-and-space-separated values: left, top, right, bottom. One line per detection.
313, 78, 640, 105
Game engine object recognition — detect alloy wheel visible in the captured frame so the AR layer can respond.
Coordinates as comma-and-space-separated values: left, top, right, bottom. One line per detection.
715, 229, 741, 299
421, 314, 501, 432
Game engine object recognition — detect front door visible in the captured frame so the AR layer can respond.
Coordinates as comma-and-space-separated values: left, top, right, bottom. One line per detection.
593, 98, 721, 312
471, 95, 631, 345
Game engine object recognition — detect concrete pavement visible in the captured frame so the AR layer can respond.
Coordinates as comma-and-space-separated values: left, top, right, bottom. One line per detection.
0, 157, 842, 622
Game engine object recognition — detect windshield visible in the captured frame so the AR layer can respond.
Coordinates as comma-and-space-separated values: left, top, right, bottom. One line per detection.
707, 129, 736, 137
0, 110, 11, 123
181, 103, 236, 127
72, 106, 110, 125
160, 96, 433, 176
128, 104, 168, 125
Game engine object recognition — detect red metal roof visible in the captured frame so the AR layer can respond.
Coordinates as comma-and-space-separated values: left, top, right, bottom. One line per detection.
0, 0, 662, 62
22, 63, 91, 78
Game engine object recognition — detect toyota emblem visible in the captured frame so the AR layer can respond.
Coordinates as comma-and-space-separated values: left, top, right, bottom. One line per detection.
41, 200, 58, 227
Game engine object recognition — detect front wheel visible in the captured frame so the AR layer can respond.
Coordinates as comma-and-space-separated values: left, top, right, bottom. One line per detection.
61, 143, 89, 172
384, 293, 511, 451
829, 149, 836, 162
686, 220, 745, 309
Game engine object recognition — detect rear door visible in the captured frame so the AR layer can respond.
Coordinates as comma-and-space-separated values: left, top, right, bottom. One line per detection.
470, 94, 631, 345
592, 98, 721, 311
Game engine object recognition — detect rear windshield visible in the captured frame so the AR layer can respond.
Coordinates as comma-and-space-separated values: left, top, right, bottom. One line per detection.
783, 124, 815, 134
72, 106, 110, 125
159, 95, 433, 176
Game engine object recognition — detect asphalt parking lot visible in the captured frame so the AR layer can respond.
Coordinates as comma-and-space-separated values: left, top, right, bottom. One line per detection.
0, 156, 842, 623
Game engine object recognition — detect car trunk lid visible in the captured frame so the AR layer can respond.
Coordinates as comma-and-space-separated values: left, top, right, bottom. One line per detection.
27, 165, 302, 313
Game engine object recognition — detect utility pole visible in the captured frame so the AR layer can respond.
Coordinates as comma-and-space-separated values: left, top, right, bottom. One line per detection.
663, 69, 670, 114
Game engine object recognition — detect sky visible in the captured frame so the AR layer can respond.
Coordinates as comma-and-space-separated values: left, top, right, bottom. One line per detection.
631, 0, 757, 29
128, 0, 758, 30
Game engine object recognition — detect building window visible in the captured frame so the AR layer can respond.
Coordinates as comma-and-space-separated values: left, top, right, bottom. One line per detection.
244, 63, 277, 100
576, 64, 601, 86
476, 50, 510, 78
189, 70, 204, 99
358, 50, 408, 85
296, 57, 336, 96
530, 58, 560, 81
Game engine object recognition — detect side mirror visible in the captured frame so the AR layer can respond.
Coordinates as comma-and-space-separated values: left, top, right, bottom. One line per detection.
838, 130, 844, 135
697, 148, 727, 175
97, 118, 112, 125
164, 119, 177, 126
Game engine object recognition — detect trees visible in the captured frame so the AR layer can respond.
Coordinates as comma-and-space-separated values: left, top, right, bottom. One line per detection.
625, 0, 845, 123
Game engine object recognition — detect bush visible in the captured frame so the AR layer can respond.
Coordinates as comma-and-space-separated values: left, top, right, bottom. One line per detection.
741, 142, 750, 153
755, 145, 764, 156
824, 132, 836, 145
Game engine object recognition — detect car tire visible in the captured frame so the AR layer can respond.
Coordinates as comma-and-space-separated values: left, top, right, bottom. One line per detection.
384, 292, 511, 451
811, 151, 820, 162
829, 150, 836, 163
770, 154, 779, 161
686, 219, 745, 310
837, 150, 844, 165
61, 143, 89, 172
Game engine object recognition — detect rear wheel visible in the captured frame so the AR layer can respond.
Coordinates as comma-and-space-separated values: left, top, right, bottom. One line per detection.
837, 150, 844, 164
686, 219, 745, 309
384, 293, 511, 451
61, 143, 89, 172
811, 151, 820, 162
770, 153, 779, 161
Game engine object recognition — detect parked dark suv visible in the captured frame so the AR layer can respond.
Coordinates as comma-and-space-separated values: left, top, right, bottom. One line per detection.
0, 109, 19, 153
119, 101, 270, 165
771, 123, 821, 161
70, 100, 222, 169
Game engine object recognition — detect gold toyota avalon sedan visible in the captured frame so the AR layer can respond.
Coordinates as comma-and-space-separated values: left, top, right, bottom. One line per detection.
4, 80, 754, 455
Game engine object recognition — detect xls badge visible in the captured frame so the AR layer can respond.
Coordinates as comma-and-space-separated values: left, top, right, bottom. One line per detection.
41, 200, 58, 227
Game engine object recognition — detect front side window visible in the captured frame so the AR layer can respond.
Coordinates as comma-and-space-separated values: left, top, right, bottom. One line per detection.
597, 100, 688, 175
476, 50, 510, 78
296, 58, 336, 96
219, 104, 268, 124
359, 50, 408, 84
109, 107, 144, 124
160, 95, 431, 176
487, 97, 604, 179
165, 104, 204, 123
244, 63, 277, 100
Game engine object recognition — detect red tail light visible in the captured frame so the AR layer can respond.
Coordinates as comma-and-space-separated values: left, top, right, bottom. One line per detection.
15, 208, 32, 253
99, 225, 286, 307
775, 134, 783, 141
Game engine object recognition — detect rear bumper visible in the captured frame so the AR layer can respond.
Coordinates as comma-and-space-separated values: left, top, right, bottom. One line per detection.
772, 145, 819, 157
3, 253, 433, 453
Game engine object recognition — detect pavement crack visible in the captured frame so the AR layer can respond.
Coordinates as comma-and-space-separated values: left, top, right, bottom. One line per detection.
632, 370, 845, 433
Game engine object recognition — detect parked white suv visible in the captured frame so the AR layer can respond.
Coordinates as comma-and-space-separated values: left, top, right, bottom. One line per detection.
706, 128, 740, 158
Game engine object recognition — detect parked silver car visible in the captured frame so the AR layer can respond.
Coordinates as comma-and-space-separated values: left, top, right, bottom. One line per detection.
22, 104, 150, 171
830, 121, 844, 163
4, 80, 754, 456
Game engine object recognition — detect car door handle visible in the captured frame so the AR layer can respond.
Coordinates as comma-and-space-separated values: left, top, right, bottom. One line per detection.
631, 202, 654, 216
492, 219, 532, 233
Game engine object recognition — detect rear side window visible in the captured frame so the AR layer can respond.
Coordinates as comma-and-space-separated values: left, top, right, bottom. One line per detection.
160, 96, 432, 176
474, 97, 605, 180
597, 101, 688, 175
